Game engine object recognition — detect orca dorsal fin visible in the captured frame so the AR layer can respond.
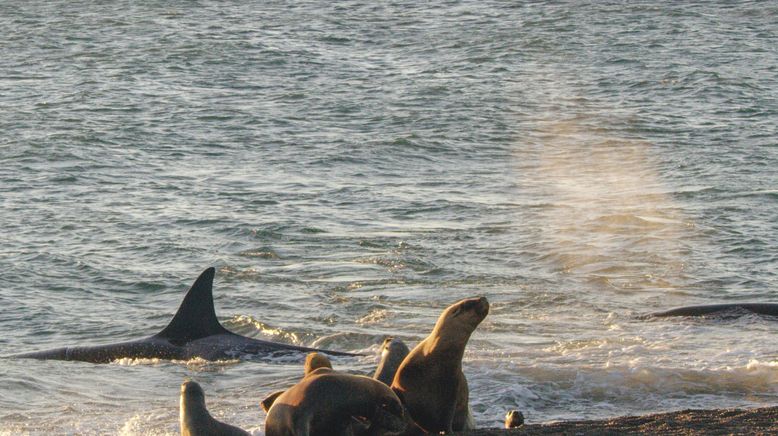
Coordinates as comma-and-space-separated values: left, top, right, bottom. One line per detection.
155, 268, 230, 344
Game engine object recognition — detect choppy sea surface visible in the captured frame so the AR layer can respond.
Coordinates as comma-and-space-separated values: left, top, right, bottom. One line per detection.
1, 1, 777, 434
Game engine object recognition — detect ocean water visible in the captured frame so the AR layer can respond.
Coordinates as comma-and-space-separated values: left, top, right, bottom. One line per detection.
1, 1, 776, 434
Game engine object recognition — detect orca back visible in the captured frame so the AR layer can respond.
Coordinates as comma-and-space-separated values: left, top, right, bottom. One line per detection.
155, 268, 230, 344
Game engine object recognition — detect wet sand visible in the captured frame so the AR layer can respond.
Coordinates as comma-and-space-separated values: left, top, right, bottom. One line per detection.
456, 406, 778, 435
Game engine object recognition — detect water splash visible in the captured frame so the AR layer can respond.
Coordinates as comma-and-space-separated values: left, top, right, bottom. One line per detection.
111, 357, 240, 368
513, 76, 697, 299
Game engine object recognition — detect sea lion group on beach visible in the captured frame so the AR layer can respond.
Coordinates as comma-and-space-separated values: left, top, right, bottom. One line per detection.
182, 296, 491, 435
178, 293, 778, 435
9, 268, 775, 434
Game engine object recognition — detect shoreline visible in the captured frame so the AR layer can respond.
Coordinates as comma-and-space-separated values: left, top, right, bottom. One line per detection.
455, 406, 778, 435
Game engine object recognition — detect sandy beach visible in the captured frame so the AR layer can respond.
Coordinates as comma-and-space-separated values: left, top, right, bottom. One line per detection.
455, 406, 778, 435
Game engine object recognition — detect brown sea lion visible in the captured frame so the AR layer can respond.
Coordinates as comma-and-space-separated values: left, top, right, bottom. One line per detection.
505, 410, 524, 428
373, 337, 410, 386
304, 352, 333, 375
264, 371, 406, 436
180, 380, 250, 436
261, 352, 334, 413
391, 296, 489, 434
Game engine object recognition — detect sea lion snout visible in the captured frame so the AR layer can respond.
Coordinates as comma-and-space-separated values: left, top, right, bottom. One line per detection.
460, 296, 489, 319
473, 296, 489, 317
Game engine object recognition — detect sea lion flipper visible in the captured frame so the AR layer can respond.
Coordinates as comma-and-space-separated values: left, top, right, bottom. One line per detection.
261, 390, 286, 412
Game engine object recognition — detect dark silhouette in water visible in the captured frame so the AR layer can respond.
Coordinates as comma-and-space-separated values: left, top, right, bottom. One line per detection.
7, 268, 360, 363
650, 303, 778, 318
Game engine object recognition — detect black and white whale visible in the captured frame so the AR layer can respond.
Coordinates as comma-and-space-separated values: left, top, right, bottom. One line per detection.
7, 267, 359, 363
650, 303, 778, 318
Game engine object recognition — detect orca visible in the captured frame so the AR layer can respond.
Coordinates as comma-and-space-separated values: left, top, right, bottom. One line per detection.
650, 303, 778, 318
7, 268, 360, 363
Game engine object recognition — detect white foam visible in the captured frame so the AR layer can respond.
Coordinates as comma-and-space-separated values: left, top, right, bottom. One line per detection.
117, 414, 175, 436
228, 315, 304, 344
111, 357, 240, 368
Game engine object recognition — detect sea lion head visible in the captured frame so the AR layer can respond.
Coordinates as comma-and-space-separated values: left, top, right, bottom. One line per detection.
304, 352, 333, 376
181, 380, 206, 408
180, 380, 209, 434
437, 296, 489, 334
374, 337, 411, 386
505, 409, 524, 428
381, 337, 410, 357
371, 390, 406, 433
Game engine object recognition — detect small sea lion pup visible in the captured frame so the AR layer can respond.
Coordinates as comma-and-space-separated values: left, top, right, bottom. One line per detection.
180, 380, 250, 436
264, 371, 406, 436
505, 410, 524, 428
391, 296, 489, 434
261, 352, 334, 413
373, 337, 410, 386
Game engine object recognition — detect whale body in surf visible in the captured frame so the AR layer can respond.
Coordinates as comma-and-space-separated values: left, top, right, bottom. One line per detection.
7, 268, 359, 363
650, 303, 778, 318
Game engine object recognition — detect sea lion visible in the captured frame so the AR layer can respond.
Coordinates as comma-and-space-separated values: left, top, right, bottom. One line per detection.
373, 337, 410, 386
264, 371, 406, 436
391, 296, 489, 434
505, 410, 524, 428
261, 352, 334, 413
180, 380, 250, 436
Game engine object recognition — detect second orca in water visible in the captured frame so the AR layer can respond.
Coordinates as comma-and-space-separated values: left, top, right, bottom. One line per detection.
650, 303, 778, 318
